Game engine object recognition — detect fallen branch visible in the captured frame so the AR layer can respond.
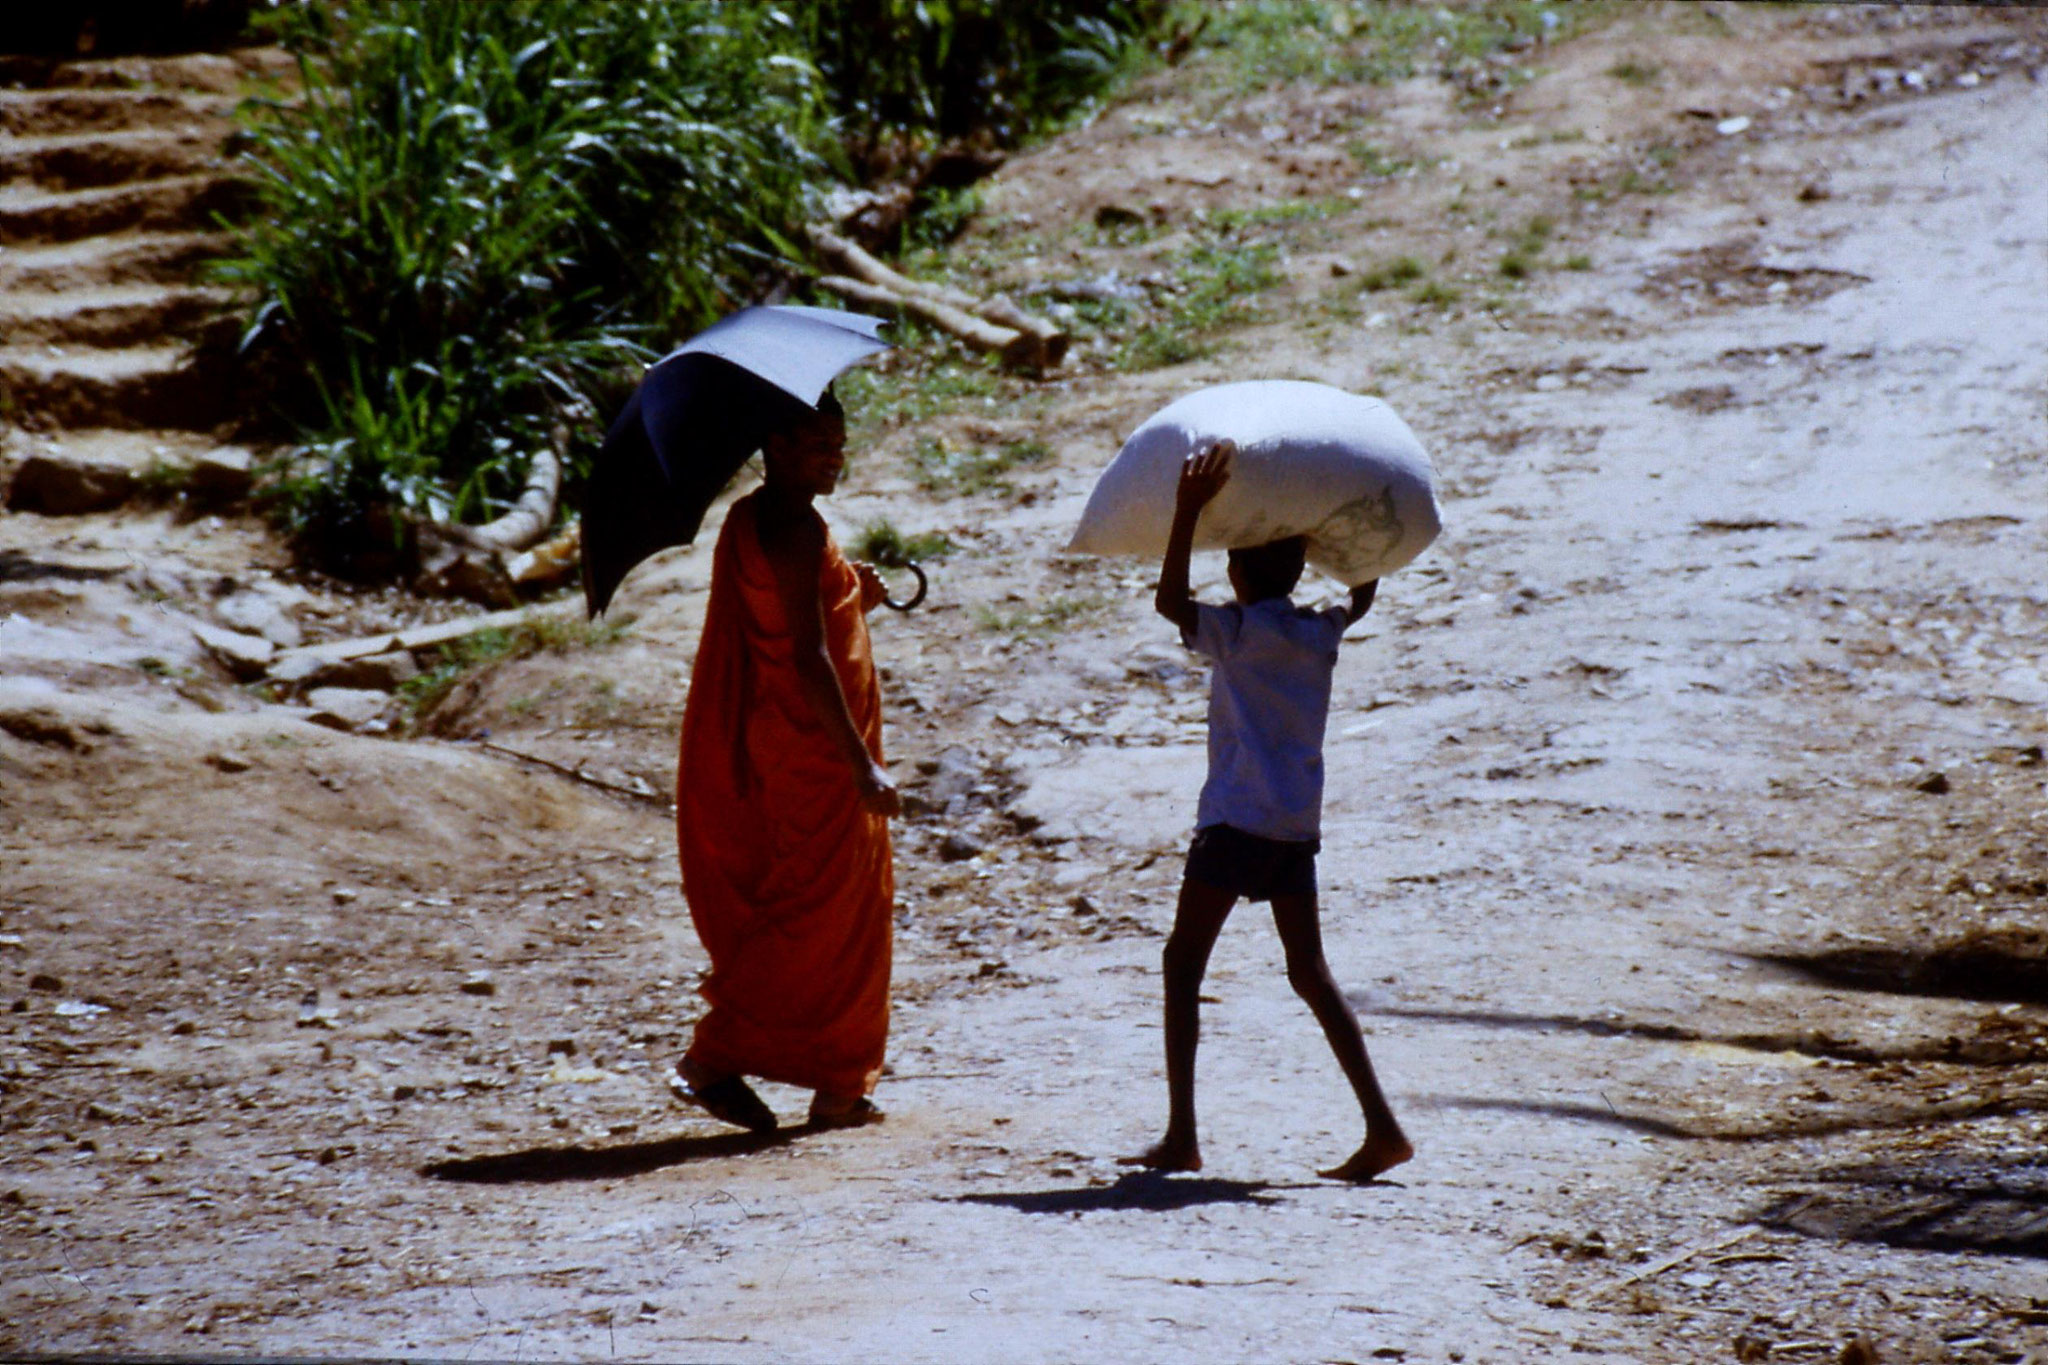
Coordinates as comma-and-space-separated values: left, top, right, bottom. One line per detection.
473, 740, 668, 808
1576, 1224, 1763, 1305
818, 273, 1040, 370
808, 225, 1066, 371
267, 603, 577, 681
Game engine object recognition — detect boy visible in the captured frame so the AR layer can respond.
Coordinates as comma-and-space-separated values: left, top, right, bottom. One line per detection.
1121, 440, 1413, 1182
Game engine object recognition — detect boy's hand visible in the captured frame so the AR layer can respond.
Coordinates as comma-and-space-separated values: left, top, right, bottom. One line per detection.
1174, 439, 1235, 518
853, 561, 887, 614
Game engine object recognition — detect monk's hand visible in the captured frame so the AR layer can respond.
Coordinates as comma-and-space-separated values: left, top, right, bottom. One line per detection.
857, 761, 902, 818
1175, 439, 1234, 517
854, 562, 888, 614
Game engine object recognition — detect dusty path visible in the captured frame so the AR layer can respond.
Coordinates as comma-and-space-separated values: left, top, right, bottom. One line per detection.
4, 7, 2047, 1362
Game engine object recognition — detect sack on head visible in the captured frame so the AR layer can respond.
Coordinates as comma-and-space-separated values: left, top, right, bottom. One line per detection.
1067, 380, 1441, 586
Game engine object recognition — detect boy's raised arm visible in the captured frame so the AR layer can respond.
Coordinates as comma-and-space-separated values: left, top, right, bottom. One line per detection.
1155, 440, 1234, 636
1345, 578, 1379, 624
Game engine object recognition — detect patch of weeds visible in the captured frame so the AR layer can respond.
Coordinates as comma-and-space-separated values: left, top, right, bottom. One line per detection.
909, 437, 1050, 498
1346, 141, 1415, 179
1564, 253, 1593, 271
904, 185, 985, 250
1086, 213, 1168, 249
1199, 1, 1587, 92
1409, 278, 1462, 309
855, 518, 955, 566
838, 343, 1006, 432
136, 657, 172, 677
1211, 197, 1352, 230
1120, 233, 1282, 371
1605, 58, 1662, 85
574, 675, 622, 727
398, 616, 629, 725
974, 593, 1107, 638
136, 459, 196, 501
1360, 255, 1426, 292
1498, 215, 1553, 279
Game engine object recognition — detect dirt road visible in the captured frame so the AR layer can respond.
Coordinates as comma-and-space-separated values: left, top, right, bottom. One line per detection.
5, 6, 2047, 1361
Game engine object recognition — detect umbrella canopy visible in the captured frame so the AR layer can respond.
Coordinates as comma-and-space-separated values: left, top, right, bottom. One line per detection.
578, 305, 891, 618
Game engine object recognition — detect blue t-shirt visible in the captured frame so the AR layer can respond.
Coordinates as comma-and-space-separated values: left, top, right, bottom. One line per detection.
1183, 597, 1349, 842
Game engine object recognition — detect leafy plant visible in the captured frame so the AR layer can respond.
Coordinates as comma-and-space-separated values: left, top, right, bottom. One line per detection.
1359, 254, 1426, 292
855, 518, 956, 566
1121, 231, 1282, 370
225, 1, 829, 570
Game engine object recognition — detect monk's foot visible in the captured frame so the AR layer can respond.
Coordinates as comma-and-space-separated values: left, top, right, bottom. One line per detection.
672, 1060, 777, 1134
1117, 1135, 1202, 1173
807, 1095, 884, 1130
1318, 1132, 1414, 1183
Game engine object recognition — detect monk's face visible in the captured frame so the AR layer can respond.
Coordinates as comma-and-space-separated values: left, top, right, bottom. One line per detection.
763, 412, 847, 498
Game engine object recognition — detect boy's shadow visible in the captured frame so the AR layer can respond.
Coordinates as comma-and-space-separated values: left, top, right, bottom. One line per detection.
420, 1127, 801, 1184
953, 1169, 1315, 1215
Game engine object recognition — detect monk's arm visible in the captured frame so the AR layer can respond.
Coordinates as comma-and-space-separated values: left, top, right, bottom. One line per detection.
763, 515, 901, 816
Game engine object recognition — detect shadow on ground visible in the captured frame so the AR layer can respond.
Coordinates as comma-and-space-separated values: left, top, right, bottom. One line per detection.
422, 1127, 801, 1183
1760, 1157, 2048, 1258
952, 1170, 1324, 1215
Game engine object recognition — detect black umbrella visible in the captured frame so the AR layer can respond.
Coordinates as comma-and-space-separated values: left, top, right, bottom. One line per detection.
578, 305, 892, 618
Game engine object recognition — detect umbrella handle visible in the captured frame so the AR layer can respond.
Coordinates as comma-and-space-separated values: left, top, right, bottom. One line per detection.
882, 560, 928, 613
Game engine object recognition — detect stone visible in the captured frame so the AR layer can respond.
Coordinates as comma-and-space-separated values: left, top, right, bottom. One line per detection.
299, 650, 419, 692
939, 830, 985, 862
303, 688, 391, 732
185, 447, 257, 502
215, 590, 303, 648
4, 452, 136, 515
191, 621, 276, 681
204, 751, 252, 773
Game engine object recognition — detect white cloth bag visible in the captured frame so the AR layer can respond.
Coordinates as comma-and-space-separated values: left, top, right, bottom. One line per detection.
1066, 380, 1441, 585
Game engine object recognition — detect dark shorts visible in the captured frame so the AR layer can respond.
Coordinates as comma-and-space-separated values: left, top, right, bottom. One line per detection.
1185, 823, 1319, 903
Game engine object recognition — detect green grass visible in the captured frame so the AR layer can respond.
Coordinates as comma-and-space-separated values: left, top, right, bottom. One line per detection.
1120, 233, 1283, 369
398, 615, 629, 725
1498, 215, 1553, 278
1605, 58, 1662, 85
1196, 0, 1592, 92
974, 593, 1107, 638
1346, 140, 1417, 178
1360, 255, 1426, 291
909, 436, 1052, 497
855, 518, 956, 566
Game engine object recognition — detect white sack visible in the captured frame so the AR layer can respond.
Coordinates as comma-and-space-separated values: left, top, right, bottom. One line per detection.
1066, 380, 1441, 586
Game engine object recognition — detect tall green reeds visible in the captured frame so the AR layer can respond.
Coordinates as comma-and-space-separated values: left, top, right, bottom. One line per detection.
225, 0, 1162, 575
226, 1, 827, 570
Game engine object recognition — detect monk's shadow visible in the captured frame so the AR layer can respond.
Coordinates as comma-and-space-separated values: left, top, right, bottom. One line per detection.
953, 1169, 1313, 1215
421, 1127, 803, 1184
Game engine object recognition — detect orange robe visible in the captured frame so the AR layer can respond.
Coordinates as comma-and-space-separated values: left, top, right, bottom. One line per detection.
677, 491, 893, 1097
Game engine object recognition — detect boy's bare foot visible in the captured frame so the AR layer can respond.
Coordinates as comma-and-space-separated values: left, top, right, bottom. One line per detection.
1318, 1133, 1414, 1183
1117, 1136, 1203, 1173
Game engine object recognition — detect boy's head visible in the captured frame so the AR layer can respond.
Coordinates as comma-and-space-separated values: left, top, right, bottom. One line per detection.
1227, 535, 1307, 603
761, 387, 847, 496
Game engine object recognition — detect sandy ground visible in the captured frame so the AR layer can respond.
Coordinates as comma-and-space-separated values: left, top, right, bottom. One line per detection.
5, 6, 2048, 1361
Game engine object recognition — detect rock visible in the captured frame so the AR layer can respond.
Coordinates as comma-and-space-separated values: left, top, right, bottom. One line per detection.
1913, 770, 1950, 795
459, 975, 497, 997
185, 446, 257, 502
191, 622, 276, 681
215, 590, 303, 648
204, 751, 252, 774
297, 650, 420, 692
939, 830, 986, 862
546, 1038, 576, 1056
1329, 258, 1357, 277
1716, 115, 1752, 135
4, 451, 136, 515
29, 973, 61, 993
303, 688, 391, 732
1094, 203, 1146, 229
924, 747, 983, 804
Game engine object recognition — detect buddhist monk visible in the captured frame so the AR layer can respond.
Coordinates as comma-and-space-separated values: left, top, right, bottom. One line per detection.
672, 390, 901, 1132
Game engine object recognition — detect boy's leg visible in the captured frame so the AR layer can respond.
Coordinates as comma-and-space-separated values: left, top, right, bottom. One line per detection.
1269, 892, 1413, 1181
1120, 875, 1236, 1172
